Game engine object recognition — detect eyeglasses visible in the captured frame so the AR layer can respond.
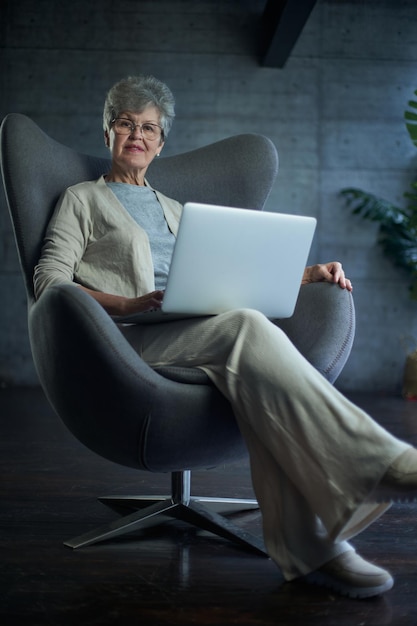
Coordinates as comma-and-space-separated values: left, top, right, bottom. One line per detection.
111, 118, 163, 141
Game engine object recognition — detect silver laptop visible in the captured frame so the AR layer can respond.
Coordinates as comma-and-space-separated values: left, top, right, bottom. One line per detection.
114, 202, 316, 324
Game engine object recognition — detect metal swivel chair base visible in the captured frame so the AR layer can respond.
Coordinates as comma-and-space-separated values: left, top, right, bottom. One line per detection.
64, 470, 267, 556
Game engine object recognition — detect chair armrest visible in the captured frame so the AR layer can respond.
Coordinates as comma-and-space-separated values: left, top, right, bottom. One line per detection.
275, 282, 355, 384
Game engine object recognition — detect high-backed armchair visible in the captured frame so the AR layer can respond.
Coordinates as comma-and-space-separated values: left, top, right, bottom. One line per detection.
0, 113, 355, 553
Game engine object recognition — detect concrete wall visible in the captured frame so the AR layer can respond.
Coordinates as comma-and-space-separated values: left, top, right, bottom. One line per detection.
1, 0, 417, 392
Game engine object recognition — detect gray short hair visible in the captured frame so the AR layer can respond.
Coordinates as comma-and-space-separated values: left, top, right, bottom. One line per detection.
103, 75, 175, 139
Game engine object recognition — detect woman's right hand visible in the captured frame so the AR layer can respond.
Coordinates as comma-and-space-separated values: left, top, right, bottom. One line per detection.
77, 285, 164, 316
125, 290, 165, 314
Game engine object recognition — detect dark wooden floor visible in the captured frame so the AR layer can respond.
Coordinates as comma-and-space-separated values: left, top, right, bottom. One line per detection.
2, 388, 417, 625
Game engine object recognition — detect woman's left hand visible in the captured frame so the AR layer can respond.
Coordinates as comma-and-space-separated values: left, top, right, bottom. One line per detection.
302, 262, 352, 291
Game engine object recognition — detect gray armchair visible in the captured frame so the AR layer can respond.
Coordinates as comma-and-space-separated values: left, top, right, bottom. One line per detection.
0, 113, 355, 553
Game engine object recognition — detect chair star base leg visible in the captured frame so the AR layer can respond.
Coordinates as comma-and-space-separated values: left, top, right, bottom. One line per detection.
64, 497, 266, 555
99, 494, 259, 516
64, 470, 267, 556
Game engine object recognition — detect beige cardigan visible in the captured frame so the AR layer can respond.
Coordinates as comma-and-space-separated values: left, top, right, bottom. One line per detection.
33, 176, 183, 300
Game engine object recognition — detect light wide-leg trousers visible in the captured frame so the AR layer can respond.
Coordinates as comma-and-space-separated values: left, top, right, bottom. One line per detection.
121, 308, 409, 580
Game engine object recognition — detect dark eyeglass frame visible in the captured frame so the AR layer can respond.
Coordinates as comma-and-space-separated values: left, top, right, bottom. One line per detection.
111, 117, 164, 141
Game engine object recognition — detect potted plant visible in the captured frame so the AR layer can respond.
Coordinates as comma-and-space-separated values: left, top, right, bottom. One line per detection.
340, 90, 417, 397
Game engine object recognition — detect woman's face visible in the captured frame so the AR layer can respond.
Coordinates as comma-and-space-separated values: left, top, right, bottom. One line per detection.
105, 105, 165, 180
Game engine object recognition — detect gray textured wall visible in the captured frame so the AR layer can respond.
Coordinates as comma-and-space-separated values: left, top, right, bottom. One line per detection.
1, 0, 417, 392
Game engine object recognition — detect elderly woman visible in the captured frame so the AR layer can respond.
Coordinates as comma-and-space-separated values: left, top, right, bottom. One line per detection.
34, 75, 417, 599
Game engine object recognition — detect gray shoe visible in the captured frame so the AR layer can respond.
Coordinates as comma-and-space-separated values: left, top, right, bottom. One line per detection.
374, 448, 417, 502
304, 551, 394, 599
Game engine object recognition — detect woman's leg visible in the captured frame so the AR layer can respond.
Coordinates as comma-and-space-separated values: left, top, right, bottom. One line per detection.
237, 417, 355, 579
120, 309, 409, 576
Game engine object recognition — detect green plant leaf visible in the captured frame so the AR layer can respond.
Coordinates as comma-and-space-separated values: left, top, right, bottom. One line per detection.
405, 91, 417, 148
340, 188, 408, 224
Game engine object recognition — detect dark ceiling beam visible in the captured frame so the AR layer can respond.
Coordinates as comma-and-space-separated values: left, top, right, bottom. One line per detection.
261, 0, 318, 68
